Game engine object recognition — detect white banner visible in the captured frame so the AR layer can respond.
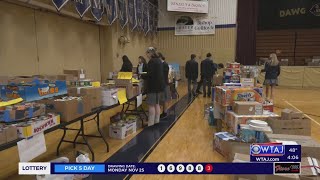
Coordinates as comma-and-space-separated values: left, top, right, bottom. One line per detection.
167, 0, 209, 14
175, 16, 215, 36
17, 133, 47, 162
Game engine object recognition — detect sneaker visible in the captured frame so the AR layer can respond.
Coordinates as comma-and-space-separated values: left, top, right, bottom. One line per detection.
160, 113, 168, 119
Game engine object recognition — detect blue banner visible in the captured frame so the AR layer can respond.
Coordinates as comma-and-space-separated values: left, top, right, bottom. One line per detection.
52, 0, 70, 11
136, 0, 143, 31
128, 0, 137, 31
104, 0, 117, 25
118, 0, 128, 29
143, 2, 150, 35
51, 163, 275, 174
75, 0, 91, 18
91, 0, 104, 21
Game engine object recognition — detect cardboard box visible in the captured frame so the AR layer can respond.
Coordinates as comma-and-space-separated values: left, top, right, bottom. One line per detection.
213, 74, 223, 86
233, 102, 263, 115
45, 97, 91, 122
226, 62, 241, 69
0, 129, 6, 145
0, 103, 46, 122
214, 132, 241, 157
101, 88, 118, 107
109, 121, 137, 139
214, 101, 232, 120
281, 109, 304, 120
5, 125, 18, 142
16, 114, 60, 138
233, 153, 250, 162
266, 134, 320, 160
63, 69, 85, 80
68, 87, 102, 109
240, 78, 255, 87
268, 117, 311, 136
226, 111, 280, 135
240, 124, 272, 143
300, 157, 320, 179
215, 86, 263, 106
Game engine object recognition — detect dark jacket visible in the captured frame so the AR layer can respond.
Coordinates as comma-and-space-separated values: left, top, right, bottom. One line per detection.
146, 57, 165, 93
120, 62, 133, 72
201, 58, 217, 78
262, 62, 281, 79
137, 63, 148, 79
185, 59, 198, 80
163, 61, 170, 85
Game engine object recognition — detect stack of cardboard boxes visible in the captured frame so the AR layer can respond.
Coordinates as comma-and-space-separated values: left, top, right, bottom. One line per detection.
0, 125, 18, 145
224, 62, 241, 84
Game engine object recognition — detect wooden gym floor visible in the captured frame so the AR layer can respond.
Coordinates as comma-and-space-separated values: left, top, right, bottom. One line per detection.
2, 84, 320, 180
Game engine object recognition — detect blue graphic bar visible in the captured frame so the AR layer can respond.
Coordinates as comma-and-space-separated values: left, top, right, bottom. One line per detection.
51, 163, 274, 174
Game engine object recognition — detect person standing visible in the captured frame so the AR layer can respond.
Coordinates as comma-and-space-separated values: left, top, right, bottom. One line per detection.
146, 47, 165, 126
137, 56, 148, 79
120, 55, 133, 72
185, 54, 198, 97
261, 53, 281, 101
158, 52, 171, 119
201, 53, 216, 98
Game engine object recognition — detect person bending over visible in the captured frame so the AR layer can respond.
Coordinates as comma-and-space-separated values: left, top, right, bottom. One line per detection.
146, 47, 165, 126
185, 54, 198, 97
120, 55, 133, 72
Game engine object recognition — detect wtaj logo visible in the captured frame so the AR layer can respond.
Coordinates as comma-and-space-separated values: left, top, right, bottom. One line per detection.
250, 144, 285, 156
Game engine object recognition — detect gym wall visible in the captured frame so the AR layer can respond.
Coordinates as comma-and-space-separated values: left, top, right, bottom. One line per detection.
157, 0, 237, 65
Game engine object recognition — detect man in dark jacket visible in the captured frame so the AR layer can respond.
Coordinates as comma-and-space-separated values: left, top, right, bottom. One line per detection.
201, 53, 217, 98
185, 54, 198, 97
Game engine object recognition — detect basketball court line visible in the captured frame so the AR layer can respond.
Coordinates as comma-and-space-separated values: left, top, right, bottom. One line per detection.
284, 100, 320, 126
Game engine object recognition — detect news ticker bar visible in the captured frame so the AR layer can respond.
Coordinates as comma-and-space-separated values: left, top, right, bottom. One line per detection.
18, 162, 301, 175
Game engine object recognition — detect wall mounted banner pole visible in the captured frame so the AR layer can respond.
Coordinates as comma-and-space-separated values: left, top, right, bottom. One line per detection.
104, 0, 118, 25
136, 0, 143, 31
128, 0, 138, 32
118, 0, 128, 29
91, 0, 104, 21
52, 0, 70, 12
75, 0, 92, 18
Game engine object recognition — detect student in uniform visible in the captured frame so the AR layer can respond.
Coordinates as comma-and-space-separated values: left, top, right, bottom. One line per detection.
120, 55, 133, 72
200, 53, 217, 98
261, 53, 281, 102
146, 47, 165, 126
185, 54, 198, 97
158, 52, 171, 119
137, 56, 148, 79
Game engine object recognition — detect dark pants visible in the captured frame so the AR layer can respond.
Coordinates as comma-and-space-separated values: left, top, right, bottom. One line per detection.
187, 79, 197, 96
203, 77, 212, 96
196, 76, 204, 92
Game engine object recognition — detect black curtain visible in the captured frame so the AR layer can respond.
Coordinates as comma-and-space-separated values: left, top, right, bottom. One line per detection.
236, 0, 258, 65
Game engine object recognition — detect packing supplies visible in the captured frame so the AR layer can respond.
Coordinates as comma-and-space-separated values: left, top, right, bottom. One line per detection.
0, 102, 46, 122
268, 117, 311, 136
109, 120, 137, 139
233, 101, 263, 115
226, 111, 279, 134
43, 96, 91, 122
214, 132, 241, 157
240, 78, 255, 87
300, 157, 320, 179
0, 80, 67, 102
281, 109, 304, 120
224, 74, 241, 83
0, 125, 18, 145
215, 86, 263, 106
239, 123, 272, 143
263, 101, 274, 112
16, 113, 60, 138
68, 87, 102, 109
266, 134, 320, 160
101, 88, 118, 107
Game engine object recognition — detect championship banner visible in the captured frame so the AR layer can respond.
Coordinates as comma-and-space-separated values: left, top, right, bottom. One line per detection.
104, 0, 118, 25
136, 0, 143, 31
52, 0, 69, 11
118, 0, 128, 29
143, 2, 150, 35
75, 0, 91, 18
175, 16, 215, 36
258, 0, 320, 30
128, 0, 138, 31
91, 0, 104, 21
167, 0, 209, 14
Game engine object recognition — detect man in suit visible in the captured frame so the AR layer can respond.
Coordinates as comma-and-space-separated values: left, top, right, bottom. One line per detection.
185, 54, 199, 97
201, 53, 217, 98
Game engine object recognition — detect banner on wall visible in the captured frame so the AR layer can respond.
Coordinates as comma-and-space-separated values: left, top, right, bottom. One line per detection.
52, 0, 70, 11
175, 16, 215, 36
128, 0, 138, 31
136, 0, 143, 31
143, 2, 150, 35
75, 0, 91, 18
167, 0, 209, 14
104, 0, 118, 25
91, 0, 104, 21
259, 0, 320, 30
118, 0, 128, 29
149, 6, 154, 33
